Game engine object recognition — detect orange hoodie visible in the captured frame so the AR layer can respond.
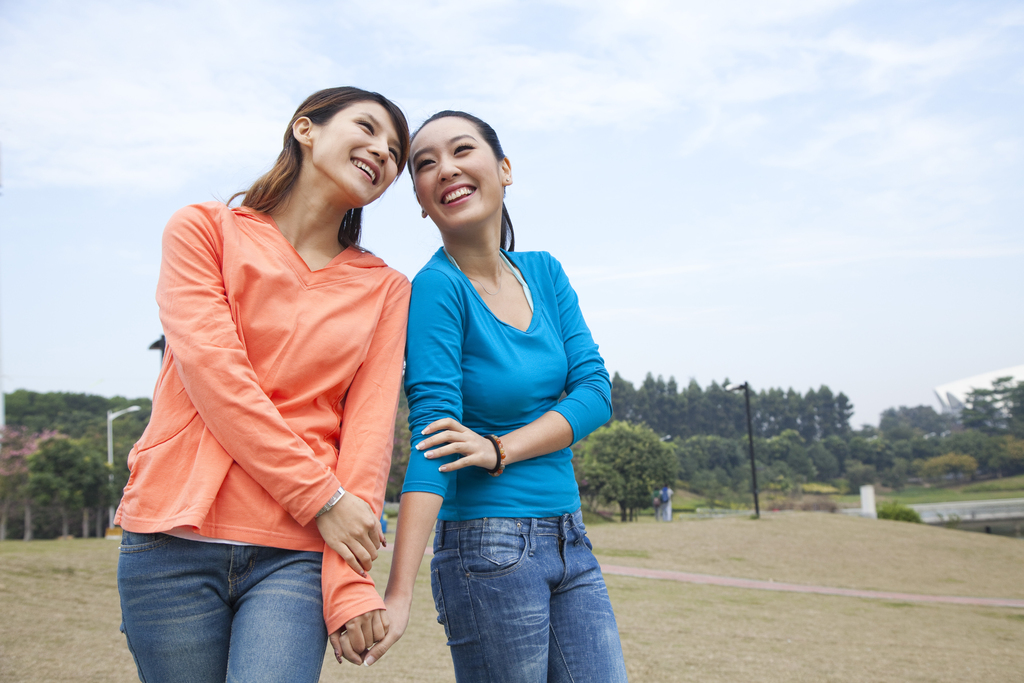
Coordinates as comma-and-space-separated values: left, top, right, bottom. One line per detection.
116, 202, 410, 633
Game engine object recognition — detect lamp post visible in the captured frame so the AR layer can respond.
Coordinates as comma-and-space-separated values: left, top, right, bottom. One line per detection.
727, 382, 760, 518
107, 406, 141, 531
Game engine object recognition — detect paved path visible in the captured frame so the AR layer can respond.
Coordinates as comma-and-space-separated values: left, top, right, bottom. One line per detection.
380, 545, 1024, 609
598, 563, 1024, 608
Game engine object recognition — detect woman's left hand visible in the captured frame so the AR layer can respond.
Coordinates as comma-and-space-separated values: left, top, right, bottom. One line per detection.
416, 418, 500, 472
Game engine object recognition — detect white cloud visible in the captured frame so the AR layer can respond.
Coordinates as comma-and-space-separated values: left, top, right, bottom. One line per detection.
2, 0, 1019, 198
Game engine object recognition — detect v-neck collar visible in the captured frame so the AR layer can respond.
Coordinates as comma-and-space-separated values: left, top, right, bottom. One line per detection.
440, 248, 536, 333
236, 208, 386, 286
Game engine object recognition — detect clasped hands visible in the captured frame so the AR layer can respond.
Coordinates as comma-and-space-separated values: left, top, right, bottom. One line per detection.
416, 417, 500, 472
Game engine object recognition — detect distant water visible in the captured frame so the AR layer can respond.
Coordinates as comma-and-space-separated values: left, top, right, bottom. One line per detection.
953, 519, 1023, 539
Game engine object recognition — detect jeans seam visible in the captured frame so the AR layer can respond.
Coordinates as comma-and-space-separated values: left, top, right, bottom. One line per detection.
122, 627, 150, 683
228, 547, 258, 598
464, 568, 495, 682
548, 623, 576, 683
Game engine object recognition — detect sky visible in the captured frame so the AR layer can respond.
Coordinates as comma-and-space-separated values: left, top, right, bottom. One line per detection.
0, 0, 1021, 427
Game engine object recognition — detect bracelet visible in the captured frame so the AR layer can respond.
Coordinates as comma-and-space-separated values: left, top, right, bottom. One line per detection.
315, 486, 346, 518
485, 435, 506, 477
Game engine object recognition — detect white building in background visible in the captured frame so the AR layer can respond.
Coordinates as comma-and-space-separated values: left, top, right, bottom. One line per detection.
933, 364, 1024, 415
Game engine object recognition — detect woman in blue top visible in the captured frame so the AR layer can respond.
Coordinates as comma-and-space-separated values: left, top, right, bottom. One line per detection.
366, 111, 628, 682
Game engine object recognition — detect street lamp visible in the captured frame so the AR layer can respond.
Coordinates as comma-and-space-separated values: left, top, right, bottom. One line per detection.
726, 382, 760, 518
107, 405, 141, 532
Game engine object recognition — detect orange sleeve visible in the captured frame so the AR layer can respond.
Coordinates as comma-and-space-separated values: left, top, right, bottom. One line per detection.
321, 274, 411, 633
157, 204, 340, 525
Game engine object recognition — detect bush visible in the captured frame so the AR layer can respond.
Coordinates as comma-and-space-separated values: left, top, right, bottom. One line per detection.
801, 482, 840, 494
916, 453, 978, 482
877, 501, 922, 523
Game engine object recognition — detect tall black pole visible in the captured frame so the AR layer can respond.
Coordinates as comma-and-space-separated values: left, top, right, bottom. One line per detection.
743, 383, 760, 518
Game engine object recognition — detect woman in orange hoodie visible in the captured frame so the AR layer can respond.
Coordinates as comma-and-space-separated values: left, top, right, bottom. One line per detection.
115, 87, 410, 682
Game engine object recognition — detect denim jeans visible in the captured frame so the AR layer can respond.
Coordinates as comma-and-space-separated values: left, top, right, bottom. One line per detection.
117, 531, 327, 683
430, 510, 628, 682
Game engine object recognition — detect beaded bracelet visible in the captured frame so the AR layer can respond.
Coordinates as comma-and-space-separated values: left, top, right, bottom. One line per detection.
485, 435, 506, 477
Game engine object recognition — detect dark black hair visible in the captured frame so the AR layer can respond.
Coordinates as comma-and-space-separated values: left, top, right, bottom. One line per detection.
409, 110, 515, 251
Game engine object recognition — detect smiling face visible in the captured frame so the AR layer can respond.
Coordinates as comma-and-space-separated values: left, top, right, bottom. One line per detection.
410, 116, 512, 241
299, 101, 403, 209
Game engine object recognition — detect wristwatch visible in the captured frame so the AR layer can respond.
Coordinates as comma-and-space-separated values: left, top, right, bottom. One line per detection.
315, 486, 346, 518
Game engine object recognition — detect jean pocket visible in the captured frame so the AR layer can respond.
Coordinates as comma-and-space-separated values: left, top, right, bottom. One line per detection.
462, 520, 527, 575
118, 530, 174, 553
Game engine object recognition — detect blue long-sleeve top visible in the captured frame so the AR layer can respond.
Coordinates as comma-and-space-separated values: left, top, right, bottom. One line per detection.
402, 248, 612, 520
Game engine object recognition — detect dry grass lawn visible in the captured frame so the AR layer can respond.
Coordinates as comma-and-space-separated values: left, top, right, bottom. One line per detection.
588, 511, 1024, 598
1, 513, 1022, 682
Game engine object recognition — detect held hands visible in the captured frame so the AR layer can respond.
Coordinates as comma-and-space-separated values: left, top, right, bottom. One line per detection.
330, 608, 390, 666
417, 418, 499, 473
357, 593, 412, 667
315, 491, 385, 576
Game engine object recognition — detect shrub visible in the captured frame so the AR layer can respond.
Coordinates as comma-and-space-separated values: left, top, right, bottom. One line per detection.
801, 482, 839, 494
877, 501, 922, 523
916, 453, 978, 482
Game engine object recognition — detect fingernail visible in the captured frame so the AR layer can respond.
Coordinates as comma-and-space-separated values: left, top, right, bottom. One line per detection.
438, 466, 447, 472
421, 428, 428, 435
415, 443, 423, 450
424, 450, 434, 458
382, 538, 388, 547
362, 661, 370, 667
365, 656, 376, 666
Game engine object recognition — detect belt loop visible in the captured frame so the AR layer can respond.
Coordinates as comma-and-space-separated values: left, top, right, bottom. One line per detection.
564, 512, 581, 546
528, 518, 536, 557
436, 519, 446, 549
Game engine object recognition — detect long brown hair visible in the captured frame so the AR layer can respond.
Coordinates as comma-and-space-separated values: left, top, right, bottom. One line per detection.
232, 87, 410, 249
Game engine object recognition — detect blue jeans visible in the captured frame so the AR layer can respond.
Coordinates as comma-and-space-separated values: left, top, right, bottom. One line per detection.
430, 510, 628, 682
117, 531, 327, 683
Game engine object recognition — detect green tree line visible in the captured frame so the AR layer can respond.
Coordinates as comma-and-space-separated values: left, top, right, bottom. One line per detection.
606, 373, 1024, 506
1, 390, 150, 540
4, 373, 1021, 535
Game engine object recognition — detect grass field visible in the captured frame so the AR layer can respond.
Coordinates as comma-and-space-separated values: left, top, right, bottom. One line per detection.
2, 513, 1022, 682
836, 475, 1024, 506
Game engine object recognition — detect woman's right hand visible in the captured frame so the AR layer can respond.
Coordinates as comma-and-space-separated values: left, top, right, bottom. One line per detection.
315, 491, 383, 575
363, 594, 412, 666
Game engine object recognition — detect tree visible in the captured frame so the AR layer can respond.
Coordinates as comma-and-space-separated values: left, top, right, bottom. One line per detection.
990, 436, 1024, 476
581, 421, 676, 521
807, 442, 839, 481
879, 405, 954, 439
4, 390, 152, 525
844, 460, 877, 489
881, 458, 911, 491
27, 437, 106, 538
762, 430, 815, 482
1008, 383, 1024, 439
610, 372, 637, 424
676, 435, 748, 497
961, 376, 1017, 434
0, 427, 58, 541
941, 431, 1002, 473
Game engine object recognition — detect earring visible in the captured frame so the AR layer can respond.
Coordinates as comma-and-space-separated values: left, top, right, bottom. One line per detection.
421, 209, 428, 218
